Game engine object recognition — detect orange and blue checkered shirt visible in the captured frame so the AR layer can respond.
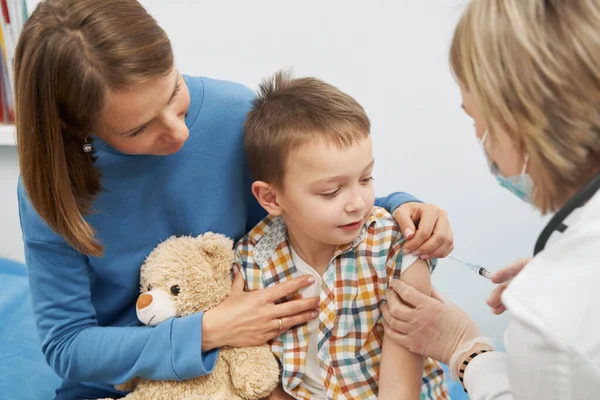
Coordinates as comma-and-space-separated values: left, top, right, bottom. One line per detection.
235, 207, 449, 400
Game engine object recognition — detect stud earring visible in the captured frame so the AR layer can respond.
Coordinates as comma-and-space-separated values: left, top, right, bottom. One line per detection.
83, 139, 93, 153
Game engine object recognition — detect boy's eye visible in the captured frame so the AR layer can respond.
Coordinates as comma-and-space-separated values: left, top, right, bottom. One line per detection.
361, 176, 374, 183
147, 284, 153, 291
321, 189, 340, 198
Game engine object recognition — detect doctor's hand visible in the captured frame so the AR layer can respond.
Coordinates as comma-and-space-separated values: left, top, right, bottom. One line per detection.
393, 202, 454, 259
382, 280, 479, 365
487, 258, 531, 315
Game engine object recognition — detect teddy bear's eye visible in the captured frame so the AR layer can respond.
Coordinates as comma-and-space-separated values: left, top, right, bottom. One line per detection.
147, 284, 153, 291
170, 285, 181, 296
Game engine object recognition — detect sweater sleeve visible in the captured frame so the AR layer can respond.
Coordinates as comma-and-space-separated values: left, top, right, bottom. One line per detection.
23, 238, 219, 384
374, 192, 420, 213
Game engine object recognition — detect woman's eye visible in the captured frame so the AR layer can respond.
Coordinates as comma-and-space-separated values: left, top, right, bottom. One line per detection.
170, 285, 181, 296
361, 176, 374, 183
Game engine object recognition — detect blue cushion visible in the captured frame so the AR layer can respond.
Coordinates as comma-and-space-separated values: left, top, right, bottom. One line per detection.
0, 258, 61, 400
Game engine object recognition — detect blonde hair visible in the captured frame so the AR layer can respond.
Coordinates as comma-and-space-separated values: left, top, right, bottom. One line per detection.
15, 0, 173, 256
243, 70, 370, 188
450, 0, 600, 213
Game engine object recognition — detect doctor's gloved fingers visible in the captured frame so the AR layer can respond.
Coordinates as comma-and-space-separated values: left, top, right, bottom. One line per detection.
490, 257, 531, 284
491, 304, 506, 315
487, 282, 509, 309
381, 303, 412, 334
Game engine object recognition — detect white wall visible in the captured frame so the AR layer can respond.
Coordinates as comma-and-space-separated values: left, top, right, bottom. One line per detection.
1, 0, 548, 345
0, 146, 22, 262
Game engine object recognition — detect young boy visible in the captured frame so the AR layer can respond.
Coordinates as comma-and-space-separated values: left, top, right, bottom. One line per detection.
235, 71, 448, 400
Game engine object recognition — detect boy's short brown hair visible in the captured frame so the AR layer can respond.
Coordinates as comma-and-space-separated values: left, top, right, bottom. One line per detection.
243, 70, 370, 188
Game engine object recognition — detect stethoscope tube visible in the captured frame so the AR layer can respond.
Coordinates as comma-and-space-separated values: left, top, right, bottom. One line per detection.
534, 171, 600, 255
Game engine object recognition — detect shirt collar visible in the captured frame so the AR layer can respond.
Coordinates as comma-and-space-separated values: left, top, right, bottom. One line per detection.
254, 210, 379, 267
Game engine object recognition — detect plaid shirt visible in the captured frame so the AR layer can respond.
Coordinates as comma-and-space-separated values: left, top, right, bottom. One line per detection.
235, 207, 448, 400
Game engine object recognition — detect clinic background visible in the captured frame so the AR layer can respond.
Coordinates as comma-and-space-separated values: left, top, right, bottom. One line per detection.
0, 0, 548, 347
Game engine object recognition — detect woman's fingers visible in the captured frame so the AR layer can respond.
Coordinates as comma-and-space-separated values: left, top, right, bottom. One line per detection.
268, 309, 320, 338
263, 275, 315, 303
272, 296, 319, 319
414, 210, 454, 258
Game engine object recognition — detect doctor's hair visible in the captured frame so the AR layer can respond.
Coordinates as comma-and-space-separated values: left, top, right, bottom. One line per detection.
15, 0, 173, 257
450, 0, 600, 214
243, 70, 370, 189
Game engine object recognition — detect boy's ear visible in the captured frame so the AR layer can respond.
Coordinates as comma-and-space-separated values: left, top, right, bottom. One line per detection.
252, 181, 283, 216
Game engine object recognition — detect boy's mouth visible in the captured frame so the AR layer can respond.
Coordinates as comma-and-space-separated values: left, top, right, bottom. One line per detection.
339, 220, 363, 231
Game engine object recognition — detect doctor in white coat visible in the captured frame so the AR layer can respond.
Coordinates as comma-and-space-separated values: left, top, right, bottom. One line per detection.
381, 0, 600, 398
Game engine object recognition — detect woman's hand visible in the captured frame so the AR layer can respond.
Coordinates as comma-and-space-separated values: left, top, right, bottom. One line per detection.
487, 258, 531, 315
381, 280, 478, 365
263, 385, 295, 400
202, 266, 319, 350
393, 203, 454, 259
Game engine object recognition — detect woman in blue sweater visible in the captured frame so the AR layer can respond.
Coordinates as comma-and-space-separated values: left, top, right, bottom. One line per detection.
15, 1, 454, 399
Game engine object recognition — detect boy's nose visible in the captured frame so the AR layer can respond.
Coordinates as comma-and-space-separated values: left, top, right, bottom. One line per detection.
345, 194, 366, 213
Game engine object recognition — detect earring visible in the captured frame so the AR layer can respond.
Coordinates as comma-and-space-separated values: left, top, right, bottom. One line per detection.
83, 139, 93, 153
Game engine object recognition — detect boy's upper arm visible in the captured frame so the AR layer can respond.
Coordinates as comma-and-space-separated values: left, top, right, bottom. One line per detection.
397, 259, 432, 296
386, 234, 432, 296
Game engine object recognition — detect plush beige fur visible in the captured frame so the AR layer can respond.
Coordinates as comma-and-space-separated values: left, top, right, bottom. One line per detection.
100, 233, 280, 400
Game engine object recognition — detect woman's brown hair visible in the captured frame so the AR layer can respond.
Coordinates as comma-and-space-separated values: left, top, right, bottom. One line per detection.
15, 0, 173, 256
450, 0, 600, 214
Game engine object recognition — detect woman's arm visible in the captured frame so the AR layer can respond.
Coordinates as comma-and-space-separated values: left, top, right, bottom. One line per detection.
379, 260, 431, 400
24, 238, 217, 384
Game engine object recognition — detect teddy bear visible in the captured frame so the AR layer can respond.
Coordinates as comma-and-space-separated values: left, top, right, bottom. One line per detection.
103, 233, 281, 400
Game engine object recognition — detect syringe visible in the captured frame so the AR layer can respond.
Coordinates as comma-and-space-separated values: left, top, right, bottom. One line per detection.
448, 256, 492, 280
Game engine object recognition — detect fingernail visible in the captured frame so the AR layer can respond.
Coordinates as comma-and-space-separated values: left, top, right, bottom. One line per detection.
402, 248, 411, 254
307, 276, 315, 283
404, 228, 414, 238
310, 311, 318, 318
420, 254, 430, 260
412, 251, 421, 257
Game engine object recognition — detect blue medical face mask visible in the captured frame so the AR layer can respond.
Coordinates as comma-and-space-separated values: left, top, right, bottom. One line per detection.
479, 131, 534, 203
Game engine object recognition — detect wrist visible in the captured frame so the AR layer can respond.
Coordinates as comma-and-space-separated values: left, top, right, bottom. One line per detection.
201, 310, 220, 351
456, 343, 494, 378
448, 336, 495, 381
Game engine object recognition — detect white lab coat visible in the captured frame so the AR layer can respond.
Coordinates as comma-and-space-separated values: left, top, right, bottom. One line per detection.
464, 190, 600, 399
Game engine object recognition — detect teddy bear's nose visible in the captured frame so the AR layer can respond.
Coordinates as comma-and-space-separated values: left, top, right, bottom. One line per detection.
137, 293, 153, 310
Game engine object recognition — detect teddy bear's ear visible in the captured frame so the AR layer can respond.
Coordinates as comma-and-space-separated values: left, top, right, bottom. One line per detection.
197, 232, 235, 275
